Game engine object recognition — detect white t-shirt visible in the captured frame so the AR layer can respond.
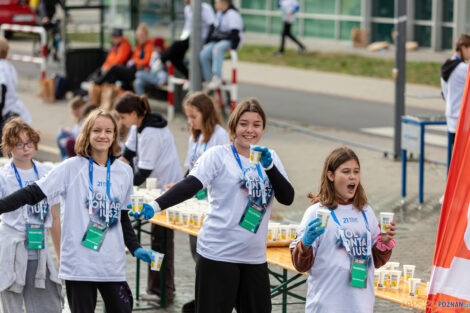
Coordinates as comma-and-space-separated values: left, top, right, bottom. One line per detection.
441, 62, 469, 133
0, 161, 59, 232
279, 0, 299, 23
215, 8, 244, 49
126, 125, 183, 188
183, 124, 229, 170
36, 156, 133, 282
190, 144, 288, 264
182, 3, 216, 41
290, 203, 380, 313
0, 59, 32, 124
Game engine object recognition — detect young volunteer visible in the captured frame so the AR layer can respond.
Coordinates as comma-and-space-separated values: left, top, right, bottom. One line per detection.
0, 118, 62, 313
290, 147, 396, 313
116, 92, 183, 302
179, 91, 229, 312
0, 109, 155, 313
273, 0, 306, 56
133, 98, 295, 313
200, 0, 243, 91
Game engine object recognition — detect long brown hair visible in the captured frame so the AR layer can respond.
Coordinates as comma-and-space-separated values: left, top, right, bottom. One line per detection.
183, 92, 222, 143
455, 34, 470, 58
308, 147, 367, 211
74, 109, 121, 157
1, 117, 40, 156
227, 98, 266, 141
114, 92, 151, 117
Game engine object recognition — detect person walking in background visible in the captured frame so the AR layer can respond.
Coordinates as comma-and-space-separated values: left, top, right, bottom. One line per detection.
133, 37, 168, 95
274, 0, 306, 56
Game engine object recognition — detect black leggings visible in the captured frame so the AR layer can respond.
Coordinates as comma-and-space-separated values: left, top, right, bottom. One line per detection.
195, 256, 272, 313
94, 65, 136, 90
65, 280, 133, 313
279, 21, 304, 52
161, 38, 190, 79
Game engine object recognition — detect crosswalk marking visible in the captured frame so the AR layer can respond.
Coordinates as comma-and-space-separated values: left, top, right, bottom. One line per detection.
360, 127, 448, 148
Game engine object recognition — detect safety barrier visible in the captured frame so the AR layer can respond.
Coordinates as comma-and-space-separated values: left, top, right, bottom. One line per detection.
0, 24, 47, 79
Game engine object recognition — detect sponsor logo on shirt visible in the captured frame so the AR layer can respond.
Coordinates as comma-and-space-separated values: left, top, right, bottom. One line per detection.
335, 229, 368, 259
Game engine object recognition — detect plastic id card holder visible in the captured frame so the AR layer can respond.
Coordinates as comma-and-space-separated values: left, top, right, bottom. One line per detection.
350, 257, 368, 288
81, 221, 108, 252
239, 203, 265, 233
196, 189, 207, 200
25, 223, 45, 250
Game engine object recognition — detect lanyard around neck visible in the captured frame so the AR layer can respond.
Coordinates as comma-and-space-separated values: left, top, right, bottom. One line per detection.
193, 135, 208, 162
11, 161, 42, 223
88, 157, 111, 225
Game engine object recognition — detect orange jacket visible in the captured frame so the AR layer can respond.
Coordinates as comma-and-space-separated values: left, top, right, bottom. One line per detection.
131, 40, 153, 69
102, 37, 132, 70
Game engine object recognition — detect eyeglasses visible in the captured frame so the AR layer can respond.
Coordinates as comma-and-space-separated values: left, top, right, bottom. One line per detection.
15, 141, 34, 149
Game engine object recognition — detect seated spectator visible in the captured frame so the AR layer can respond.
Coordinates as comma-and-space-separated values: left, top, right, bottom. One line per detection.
95, 23, 153, 90
133, 37, 168, 95
200, 0, 243, 91
0, 37, 32, 155
56, 96, 85, 159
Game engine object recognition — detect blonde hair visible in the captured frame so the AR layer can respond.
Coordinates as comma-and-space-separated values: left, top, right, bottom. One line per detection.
136, 23, 149, 37
308, 147, 368, 211
183, 92, 222, 143
227, 98, 266, 141
74, 109, 121, 157
0, 37, 9, 59
1, 118, 40, 156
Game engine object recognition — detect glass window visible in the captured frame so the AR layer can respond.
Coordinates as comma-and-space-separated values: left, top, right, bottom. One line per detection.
305, 0, 335, 14
371, 23, 394, 42
241, 0, 267, 10
304, 19, 335, 38
442, 0, 453, 22
415, 0, 432, 20
414, 25, 431, 47
242, 14, 267, 33
271, 16, 301, 35
340, 21, 360, 40
441, 27, 453, 50
340, 0, 361, 16
372, 0, 394, 18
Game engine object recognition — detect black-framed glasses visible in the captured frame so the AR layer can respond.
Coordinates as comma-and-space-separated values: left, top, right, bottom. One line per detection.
15, 141, 34, 149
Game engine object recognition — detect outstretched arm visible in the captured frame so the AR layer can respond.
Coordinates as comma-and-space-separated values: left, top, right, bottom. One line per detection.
0, 183, 46, 214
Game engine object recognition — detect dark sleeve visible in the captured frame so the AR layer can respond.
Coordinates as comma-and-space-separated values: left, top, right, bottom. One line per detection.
205, 24, 215, 44
0, 84, 6, 117
265, 165, 294, 205
290, 240, 314, 272
156, 175, 203, 210
133, 168, 153, 186
0, 183, 46, 214
229, 29, 240, 50
121, 212, 141, 255
372, 244, 393, 268
122, 147, 136, 163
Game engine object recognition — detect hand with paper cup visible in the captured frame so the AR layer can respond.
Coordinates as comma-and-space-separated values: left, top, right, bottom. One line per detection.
252, 146, 273, 169
302, 218, 325, 247
134, 247, 155, 265
380, 220, 396, 245
127, 202, 158, 220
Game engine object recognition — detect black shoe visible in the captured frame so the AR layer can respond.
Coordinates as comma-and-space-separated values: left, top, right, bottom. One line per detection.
182, 299, 195, 313
273, 51, 283, 56
298, 46, 306, 55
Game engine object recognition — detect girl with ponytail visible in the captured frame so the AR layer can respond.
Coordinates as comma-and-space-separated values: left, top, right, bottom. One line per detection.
116, 92, 183, 302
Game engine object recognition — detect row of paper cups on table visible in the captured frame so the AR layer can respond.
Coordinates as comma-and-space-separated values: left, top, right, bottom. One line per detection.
374, 262, 429, 297
267, 223, 298, 243
165, 199, 211, 228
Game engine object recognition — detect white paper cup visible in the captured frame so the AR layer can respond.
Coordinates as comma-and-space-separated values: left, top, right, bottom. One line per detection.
151, 252, 165, 271
182, 211, 190, 227
146, 178, 157, 190
280, 226, 289, 241
403, 264, 416, 282
288, 224, 298, 241
389, 270, 402, 289
387, 261, 400, 271
374, 270, 381, 288
379, 270, 389, 288
380, 212, 394, 233
269, 223, 280, 241
267, 228, 274, 242
130, 195, 143, 214
166, 209, 175, 224
409, 278, 421, 297
130, 195, 138, 213
174, 210, 182, 225
316, 209, 331, 227
249, 145, 262, 164
192, 213, 203, 228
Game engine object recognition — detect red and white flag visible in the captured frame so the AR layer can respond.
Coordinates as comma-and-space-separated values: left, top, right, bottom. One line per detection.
427, 67, 470, 312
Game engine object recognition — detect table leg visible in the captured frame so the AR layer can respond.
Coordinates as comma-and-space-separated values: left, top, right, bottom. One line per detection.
160, 227, 167, 308
401, 149, 407, 199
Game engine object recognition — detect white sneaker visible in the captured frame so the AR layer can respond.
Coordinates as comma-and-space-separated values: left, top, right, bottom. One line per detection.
80, 81, 91, 91
206, 75, 223, 90
139, 292, 159, 301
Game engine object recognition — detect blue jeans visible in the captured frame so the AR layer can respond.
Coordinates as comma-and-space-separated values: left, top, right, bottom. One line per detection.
133, 70, 168, 95
199, 40, 232, 82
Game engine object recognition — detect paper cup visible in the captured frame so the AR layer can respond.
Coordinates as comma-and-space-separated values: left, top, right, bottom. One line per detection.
267, 228, 274, 242
403, 264, 416, 282
182, 211, 190, 227
130, 195, 138, 213
151, 252, 165, 271
146, 178, 157, 190
409, 278, 421, 297
379, 270, 389, 288
374, 270, 381, 288
174, 209, 182, 225
387, 261, 400, 271
389, 270, 402, 289
380, 212, 394, 233
166, 209, 175, 224
130, 195, 143, 214
288, 224, 298, 241
269, 223, 280, 241
279, 226, 289, 241
316, 209, 331, 227
249, 145, 262, 164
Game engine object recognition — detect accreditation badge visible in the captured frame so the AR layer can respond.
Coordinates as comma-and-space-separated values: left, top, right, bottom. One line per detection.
25, 223, 45, 250
239, 202, 265, 234
81, 221, 108, 252
350, 257, 369, 288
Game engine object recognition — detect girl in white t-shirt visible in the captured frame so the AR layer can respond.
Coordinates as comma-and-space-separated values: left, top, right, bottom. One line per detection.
0, 118, 62, 313
0, 110, 155, 313
116, 92, 183, 302
290, 147, 397, 313
132, 98, 295, 313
